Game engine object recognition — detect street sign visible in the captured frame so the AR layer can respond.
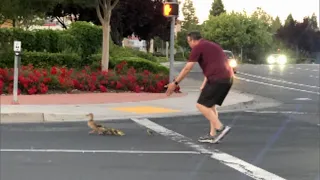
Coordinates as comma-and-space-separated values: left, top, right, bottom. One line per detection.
13, 41, 21, 52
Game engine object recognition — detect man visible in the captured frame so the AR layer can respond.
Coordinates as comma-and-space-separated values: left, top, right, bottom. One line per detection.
165, 31, 233, 143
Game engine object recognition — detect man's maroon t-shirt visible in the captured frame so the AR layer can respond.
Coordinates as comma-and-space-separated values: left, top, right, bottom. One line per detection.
188, 39, 234, 82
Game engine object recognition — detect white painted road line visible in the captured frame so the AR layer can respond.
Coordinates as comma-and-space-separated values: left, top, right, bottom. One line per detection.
294, 98, 312, 101
235, 76, 320, 95
309, 75, 319, 78
244, 110, 311, 115
0, 149, 201, 154
237, 72, 320, 89
131, 118, 287, 180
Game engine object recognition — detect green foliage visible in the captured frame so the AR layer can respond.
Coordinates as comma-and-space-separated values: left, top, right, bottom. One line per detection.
110, 46, 158, 62
0, 26, 75, 53
0, 51, 82, 68
181, 0, 199, 30
271, 16, 282, 33
202, 12, 250, 49
0, 21, 161, 62
115, 57, 168, 74
202, 11, 273, 63
0, 21, 167, 73
284, 14, 295, 27
0, 0, 58, 28
89, 54, 168, 74
209, 0, 226, 16
67, 21, 102, 57
0, 50, 168, 74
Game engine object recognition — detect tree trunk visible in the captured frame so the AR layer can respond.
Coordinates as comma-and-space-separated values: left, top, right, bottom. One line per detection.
101, 10, 112, 71
96, 0, 120, 71
101, 24, 109, 71
146, 40, 151, 53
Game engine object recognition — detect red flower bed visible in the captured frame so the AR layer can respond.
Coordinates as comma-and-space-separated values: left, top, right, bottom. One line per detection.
0, 61, 181, 95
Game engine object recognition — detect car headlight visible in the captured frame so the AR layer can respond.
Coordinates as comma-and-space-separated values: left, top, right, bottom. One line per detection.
277, 55, 287, 64
229, 59, 237, 68
267, 56, 275, 64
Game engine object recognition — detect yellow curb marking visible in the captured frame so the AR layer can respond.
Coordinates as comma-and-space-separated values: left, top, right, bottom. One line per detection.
110, 106, 180, 114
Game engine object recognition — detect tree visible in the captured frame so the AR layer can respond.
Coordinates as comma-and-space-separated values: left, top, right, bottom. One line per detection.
276, 15, 320, 61
122, 0, 171, 52
50, 0, 119, 71
209, 0, 226, 16
1, 0, 120, 71
0, 0, 57, 28
271, 16, 282, 33
181, 0, 198, 30
308, 13, 318, 30
93, 0, 120, 71
284, 14, 295, 27
47, 0, 171, 51
251, 7, 273, 27
202, 11, 273, 62
177, 0, 200, 50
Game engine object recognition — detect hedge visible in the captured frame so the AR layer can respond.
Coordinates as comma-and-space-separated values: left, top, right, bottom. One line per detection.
0, 51, 169, 75
0, 21, 160, 62
0, 21, 167, 74
89, 54, 168, 74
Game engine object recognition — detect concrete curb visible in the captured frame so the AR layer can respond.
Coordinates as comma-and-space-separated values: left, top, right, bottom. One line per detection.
0, 97, 279, 124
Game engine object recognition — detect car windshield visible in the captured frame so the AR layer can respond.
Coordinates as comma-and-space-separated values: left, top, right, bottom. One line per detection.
224, 51, 234, 59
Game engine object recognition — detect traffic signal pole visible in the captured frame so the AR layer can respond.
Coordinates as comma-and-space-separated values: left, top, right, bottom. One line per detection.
163, 0, 179, 82
169, 16, 175, 82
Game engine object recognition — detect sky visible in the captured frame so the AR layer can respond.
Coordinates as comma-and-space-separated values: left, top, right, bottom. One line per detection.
178, 0, 320, 24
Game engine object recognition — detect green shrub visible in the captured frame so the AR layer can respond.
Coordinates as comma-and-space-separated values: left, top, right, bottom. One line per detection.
33, 29, 60, 53
109, 46, 159, 62
87, 54, 168, 74
0, 21, 103, 56
129, 49, 158, 62
114, 56, 168, 74
0, 51, 82, 68
67, 21, 102, 57
156, 56, 168, 62
86, 53, 116, 70
174, 52, 188, 61
0, 28, 62, 53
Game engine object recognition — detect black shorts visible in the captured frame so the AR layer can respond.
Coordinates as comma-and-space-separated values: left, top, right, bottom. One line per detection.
197, 77, 233, 107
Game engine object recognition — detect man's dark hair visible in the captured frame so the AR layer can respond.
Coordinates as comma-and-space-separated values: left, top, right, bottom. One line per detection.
187, 31, 202, 40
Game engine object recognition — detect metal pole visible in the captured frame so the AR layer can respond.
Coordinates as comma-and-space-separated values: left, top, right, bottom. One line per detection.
12, 40, 21, 104
13, 52, 19, 104
169, 16, 175, 82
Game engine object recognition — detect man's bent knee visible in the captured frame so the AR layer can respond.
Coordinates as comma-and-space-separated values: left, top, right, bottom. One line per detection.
196, 103, 211, 110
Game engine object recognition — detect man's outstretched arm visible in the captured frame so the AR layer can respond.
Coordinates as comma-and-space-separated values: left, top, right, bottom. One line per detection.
173, 62, 196, 83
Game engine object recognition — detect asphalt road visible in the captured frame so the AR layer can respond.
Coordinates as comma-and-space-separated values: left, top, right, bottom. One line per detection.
1, 63, 319, 180
175, 63, 320, 114
1, 121, 249, 180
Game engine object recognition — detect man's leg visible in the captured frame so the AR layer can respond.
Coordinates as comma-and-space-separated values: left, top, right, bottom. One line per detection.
196, 103, 219, 136
211, 105, 223, 130
196, 79, 232, 143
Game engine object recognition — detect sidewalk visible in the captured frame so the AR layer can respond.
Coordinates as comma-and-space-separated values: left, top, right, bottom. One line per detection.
0, 89, 256, 124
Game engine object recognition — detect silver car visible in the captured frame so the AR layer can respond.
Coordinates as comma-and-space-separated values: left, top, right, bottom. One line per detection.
223, 50, 237, 73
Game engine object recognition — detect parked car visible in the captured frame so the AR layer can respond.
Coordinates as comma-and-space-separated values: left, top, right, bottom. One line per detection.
223, 50, 237, 73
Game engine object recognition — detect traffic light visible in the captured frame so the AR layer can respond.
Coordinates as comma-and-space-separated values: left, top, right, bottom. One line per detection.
163, 2, 179, 17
